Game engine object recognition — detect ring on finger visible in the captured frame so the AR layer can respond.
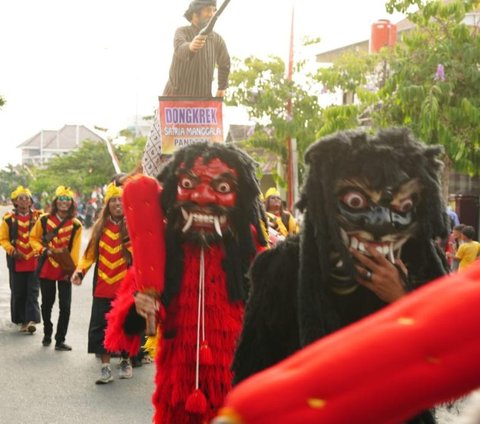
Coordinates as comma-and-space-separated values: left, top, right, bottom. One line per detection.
365, 270, 373, 281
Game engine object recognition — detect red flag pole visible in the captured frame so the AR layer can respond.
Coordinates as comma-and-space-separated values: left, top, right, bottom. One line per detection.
286, 6, 295, 210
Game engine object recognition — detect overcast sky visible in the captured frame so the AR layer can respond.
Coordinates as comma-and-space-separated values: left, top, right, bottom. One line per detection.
0, 0, 403, 167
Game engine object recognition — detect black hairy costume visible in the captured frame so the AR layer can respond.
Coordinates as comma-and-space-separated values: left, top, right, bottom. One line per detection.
157, 142, 268, 308
232, 128, 449, 424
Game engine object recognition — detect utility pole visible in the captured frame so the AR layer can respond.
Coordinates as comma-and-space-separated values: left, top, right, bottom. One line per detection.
286, 6, 296, 211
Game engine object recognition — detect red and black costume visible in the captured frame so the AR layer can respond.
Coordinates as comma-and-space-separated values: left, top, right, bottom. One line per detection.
0, 204, 41, 325
106, 143, 267, 424
30, 205, 82, 347
78, 216, 131, 354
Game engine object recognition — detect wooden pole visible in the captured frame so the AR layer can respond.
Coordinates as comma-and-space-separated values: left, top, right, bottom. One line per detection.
286, 6, 295, 210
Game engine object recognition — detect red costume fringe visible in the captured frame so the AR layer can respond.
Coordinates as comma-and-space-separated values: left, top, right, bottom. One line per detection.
104, 173, 262, 423
104, 267, 142, 356
153, 243, 244, 424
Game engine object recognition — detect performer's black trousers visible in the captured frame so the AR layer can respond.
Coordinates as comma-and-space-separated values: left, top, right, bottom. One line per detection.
88, 297, 113, 354
40, 279, 71, 343
9, 270, 40, 324
8, 270, 15, 322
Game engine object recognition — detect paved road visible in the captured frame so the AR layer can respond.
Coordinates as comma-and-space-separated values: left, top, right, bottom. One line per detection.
0, 206, 155, 424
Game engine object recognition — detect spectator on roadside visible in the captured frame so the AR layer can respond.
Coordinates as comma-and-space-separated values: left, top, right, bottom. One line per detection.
446, 224, 465, 271
455, 225, 480, 271
447, 205, 460, 228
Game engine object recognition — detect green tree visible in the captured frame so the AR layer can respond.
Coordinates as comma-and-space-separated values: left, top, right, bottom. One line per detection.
226, 50, 379, 187
380, 0, 480, 179
30, 140, 116, 198
226, 55, 323, 178
0, 133, 146, 207
0, 164, 33, 202
117, 136, 147, 173
314, 0, 480, 197
314, 50, 380, 104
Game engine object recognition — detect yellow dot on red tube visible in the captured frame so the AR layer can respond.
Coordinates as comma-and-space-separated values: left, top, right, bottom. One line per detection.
214, 407, 244, 424
308, 398, 326, 409
397, 317, 415, 326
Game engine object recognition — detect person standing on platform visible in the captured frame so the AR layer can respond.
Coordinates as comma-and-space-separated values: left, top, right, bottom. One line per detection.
164, 0, 230, 98
143, 0, 231, 176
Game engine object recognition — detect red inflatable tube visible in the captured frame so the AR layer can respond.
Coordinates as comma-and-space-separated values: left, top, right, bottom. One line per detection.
123, 175, 165, 333
216, 262, 480, 424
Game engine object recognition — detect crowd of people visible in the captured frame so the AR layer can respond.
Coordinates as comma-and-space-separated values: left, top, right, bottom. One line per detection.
1, 1, 479, 423
0, 182, 151, 382
1, 135, 480, 423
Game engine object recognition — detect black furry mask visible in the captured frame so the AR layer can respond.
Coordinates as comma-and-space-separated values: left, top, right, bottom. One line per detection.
299, 127, 449, 286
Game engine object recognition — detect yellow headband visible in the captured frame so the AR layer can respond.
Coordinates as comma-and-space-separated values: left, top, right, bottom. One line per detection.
55, 186, 74, 198
11, 186, 32, 200
265, 187, 280, 199
104, 183, 123, 204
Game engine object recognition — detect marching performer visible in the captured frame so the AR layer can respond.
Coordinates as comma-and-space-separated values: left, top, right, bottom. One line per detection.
30, 186, 82, 351
0, 186, 42, 333
106, 143, 267, 424
71, 182, 133, 384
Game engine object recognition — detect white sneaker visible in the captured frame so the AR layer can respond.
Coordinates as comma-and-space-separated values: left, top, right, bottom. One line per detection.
95, 364, 113, 385
118, 359, 133, 379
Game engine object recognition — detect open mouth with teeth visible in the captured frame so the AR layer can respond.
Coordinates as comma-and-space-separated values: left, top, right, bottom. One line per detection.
181, 207, 228, 237
339, 228, 410, 263
349, 235, 396, 262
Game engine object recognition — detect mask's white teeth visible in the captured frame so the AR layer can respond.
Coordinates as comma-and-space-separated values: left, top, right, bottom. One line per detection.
389, 242, 395, 263
376, 246, 384, 255
181, 207, 189, 221
182, 212, 193, 233
350, 237, 359, 249
358, 242, 366, 253
213, 216, 222, 237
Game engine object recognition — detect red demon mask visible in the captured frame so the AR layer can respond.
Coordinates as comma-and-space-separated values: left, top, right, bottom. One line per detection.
176, 156, 238, 243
